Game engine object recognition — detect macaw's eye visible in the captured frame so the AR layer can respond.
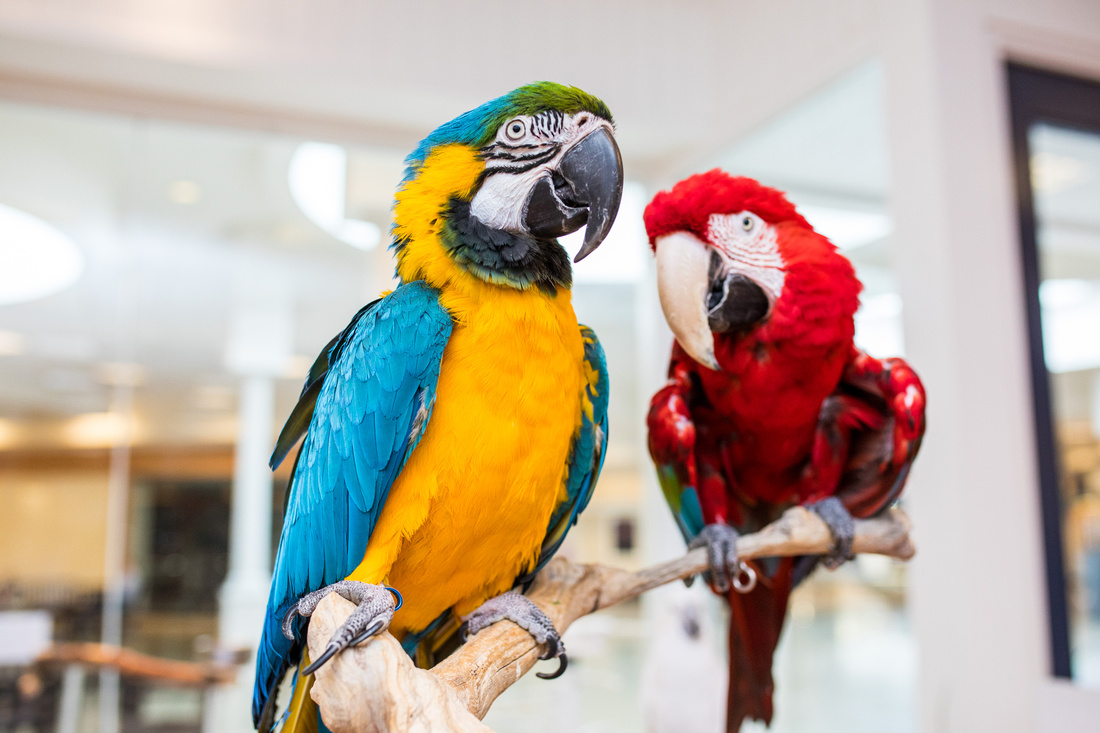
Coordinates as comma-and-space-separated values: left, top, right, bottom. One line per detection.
505, 119, 526, 140
741, 216, 754, 232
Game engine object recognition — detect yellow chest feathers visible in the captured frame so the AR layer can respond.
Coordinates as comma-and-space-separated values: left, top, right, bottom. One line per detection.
350, 274, 586, 633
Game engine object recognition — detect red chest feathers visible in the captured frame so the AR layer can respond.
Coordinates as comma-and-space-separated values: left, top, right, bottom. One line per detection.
691, 259, 859, 504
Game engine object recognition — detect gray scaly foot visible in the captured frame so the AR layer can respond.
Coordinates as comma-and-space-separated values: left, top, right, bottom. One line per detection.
689, 523, 757, 594
463, 591, 568, 679
808, 496, 855, 569
281, 580, 402, 675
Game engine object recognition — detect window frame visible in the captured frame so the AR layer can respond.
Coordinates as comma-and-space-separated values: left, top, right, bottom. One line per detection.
1008, 62, 1100, 679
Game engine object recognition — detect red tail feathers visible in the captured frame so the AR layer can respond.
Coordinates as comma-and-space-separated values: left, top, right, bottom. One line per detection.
725, 558, 794, 731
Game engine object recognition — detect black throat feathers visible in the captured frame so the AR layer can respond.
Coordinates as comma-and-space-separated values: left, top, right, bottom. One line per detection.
440, 197, 572, 295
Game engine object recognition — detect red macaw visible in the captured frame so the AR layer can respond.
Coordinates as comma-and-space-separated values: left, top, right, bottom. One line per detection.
644, 170, 925, 731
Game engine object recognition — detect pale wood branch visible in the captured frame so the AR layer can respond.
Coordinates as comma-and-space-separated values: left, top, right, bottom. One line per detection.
308, 506, 914, 732
35, 643, 239, 686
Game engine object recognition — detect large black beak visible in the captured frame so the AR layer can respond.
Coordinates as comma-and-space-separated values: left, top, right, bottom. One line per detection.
705, 250, 769, 333
523, 126, 624, 262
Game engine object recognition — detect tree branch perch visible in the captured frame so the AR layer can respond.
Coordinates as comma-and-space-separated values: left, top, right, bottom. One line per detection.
307, 506, 914, 732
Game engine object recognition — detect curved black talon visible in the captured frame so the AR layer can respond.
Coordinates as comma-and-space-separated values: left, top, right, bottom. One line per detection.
289, 581, 399, 675
464, 590, 567, 678
348, 617, 389, 647
536, 652, 568, 680
302, 644, 340, 676
281, 605, 301, 641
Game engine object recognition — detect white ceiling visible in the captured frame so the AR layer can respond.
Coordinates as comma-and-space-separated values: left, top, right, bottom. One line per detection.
0, 0, 884, 180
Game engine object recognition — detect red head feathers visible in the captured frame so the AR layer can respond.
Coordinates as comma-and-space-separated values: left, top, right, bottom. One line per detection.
644, 170, 860, 371
644, 169, 811, 248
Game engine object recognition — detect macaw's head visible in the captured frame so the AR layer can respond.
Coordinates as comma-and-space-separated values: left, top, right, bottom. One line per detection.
393, 82, 623, 294
644, 170, 860, 370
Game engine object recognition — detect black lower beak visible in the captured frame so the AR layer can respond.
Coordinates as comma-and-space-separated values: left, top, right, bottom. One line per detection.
523, 126, 624, 262
706, 252, 769, 333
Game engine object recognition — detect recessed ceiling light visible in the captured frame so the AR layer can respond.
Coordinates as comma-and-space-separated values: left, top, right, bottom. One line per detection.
168, 179, 204, 205
0, 330, 25, 355
0, 204, 84, 305
64, 412, 135, 448
289, 142, 381, 250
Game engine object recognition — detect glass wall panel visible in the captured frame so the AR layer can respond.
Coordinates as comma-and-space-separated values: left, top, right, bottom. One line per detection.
1029, 122, 1100, 686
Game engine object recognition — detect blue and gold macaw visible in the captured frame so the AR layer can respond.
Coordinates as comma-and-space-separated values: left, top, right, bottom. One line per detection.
253, 82, 620, 732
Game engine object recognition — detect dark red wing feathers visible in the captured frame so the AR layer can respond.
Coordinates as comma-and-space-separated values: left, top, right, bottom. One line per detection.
825, 350, 927, 518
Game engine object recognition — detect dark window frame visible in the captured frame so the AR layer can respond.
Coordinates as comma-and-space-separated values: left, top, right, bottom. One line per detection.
1007, 62, 1100, 679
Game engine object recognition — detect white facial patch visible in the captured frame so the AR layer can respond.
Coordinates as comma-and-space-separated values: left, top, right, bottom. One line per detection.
706, 212, 786, 302
469, 171, 538, 232
469, 114, 611, 234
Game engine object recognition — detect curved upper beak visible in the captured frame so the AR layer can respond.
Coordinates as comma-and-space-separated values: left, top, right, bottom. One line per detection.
655, 231, 772, 371
655, 231, 719, 370
524, 126, 624, 262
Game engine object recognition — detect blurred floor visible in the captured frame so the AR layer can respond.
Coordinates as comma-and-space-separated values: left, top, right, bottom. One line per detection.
485, 567, 914, 733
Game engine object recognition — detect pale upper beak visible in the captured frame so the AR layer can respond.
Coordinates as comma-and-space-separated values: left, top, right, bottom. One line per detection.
655, 231, 719, 370
654, 230, 770, 371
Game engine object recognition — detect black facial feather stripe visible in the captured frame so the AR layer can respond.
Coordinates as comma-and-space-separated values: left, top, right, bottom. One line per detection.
482, 147, 558, 164
529, 110, 564, 137
473, 149, 559, 189
441, 197, 571, 294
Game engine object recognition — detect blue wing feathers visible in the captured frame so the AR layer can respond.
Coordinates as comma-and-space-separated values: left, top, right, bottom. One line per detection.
252, 282, 452, 729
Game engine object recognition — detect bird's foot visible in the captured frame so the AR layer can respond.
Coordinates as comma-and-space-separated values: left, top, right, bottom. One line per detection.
463, 591, 568, 680
688, 523, 756, 594
808, 497, 855, 569
281, 580, 402, 675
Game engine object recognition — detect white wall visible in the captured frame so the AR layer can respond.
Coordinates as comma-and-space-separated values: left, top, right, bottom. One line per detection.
880, 1, 1100, 731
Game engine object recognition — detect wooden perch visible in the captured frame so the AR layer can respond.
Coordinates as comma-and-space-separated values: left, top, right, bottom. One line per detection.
36, 642, 239, 686
307, 506, 914, 733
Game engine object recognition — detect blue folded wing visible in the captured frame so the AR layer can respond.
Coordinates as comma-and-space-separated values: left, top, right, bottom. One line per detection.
521, 325, 610, 583
252, 282, 452, 729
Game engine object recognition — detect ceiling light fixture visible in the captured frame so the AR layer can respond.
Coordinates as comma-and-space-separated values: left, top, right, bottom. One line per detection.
0, 203, 84, 305
168, 179, 204, 205
0, 330, 25, 355
64, 411, 135, 448
288, 142, 381, 250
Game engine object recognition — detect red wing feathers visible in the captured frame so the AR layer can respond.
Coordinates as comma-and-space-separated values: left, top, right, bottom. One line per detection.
814, 350, 926, 518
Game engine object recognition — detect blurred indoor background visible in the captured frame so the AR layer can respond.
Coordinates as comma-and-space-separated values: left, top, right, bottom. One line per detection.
0, 2, 1097, 733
